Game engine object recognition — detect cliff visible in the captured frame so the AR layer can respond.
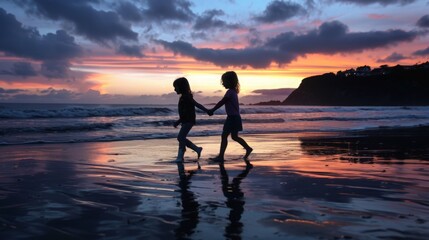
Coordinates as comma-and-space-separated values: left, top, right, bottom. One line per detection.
283, 62, 429, 106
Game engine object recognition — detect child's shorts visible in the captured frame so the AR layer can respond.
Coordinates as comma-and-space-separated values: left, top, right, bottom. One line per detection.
223, 115, 243, 133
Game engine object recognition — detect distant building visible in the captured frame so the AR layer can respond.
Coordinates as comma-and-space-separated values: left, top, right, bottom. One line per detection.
356, 65, 371, 76
344, 68, 355, 77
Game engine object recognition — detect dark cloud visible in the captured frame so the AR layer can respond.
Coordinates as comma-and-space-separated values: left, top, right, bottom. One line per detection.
377, 52, 407, 62
241, 88, 295, 104
142, 0, 195, 23
39, 87, 75, 98
413, 46, 429, 56
248, 28, 263, 46
193, 10, 240, 30
18, 0, 138, 43
0, 87, 183, 104
266, 21, 421, 54
254, 0, 306, 23
331, 0, 415, 5
417, 14, 429, 28
0, 62, 38, 77
157, 20, 421, 68
40, 60, 71, 79
156, 40, 297, 68
116, 1, 143, 22
0, 87, 26, 94
116, 44, 144, 58
252, 88, 296, 96
0, 8, 82, 61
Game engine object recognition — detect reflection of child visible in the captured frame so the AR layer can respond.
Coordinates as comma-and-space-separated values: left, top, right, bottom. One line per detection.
173, 77, 209, 162
208, 71, 253, 162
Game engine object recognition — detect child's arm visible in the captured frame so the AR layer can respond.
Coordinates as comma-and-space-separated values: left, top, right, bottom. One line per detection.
210, 96, 227, 114
193, 99, 208, 112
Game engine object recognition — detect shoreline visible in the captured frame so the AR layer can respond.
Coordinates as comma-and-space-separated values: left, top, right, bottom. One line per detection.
1, 130, 428, 239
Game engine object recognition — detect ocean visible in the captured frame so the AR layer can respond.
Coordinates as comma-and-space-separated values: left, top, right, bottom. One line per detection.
1, 103, 429, 145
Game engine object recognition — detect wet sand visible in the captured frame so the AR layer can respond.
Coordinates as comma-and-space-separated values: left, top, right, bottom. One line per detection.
0, 129, 428, 239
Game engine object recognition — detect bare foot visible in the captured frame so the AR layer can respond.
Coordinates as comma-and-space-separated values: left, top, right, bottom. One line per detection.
196, 147, 203, 159
244, 147, 253, 160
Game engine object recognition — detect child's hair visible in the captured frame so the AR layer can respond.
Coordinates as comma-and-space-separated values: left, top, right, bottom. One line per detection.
221, 71, 240, 93
173, 77, 192, 94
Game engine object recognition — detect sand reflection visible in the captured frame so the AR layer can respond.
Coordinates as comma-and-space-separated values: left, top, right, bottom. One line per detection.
218, 162, 253, 240
175, 162, 200, 239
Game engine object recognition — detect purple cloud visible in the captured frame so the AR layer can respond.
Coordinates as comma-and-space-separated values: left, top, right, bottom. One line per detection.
266, 21, 420, 54
377, 52, 407, 62
331, 0, 416, 5
0, 62, 37, 77
18, 0, 138, 43
413, 46, 429, 56
0, 8, 82, 61
193, 10, 241, 30
142, 0, 195, 23
116, 44, 144, 58
417, 14, 429, 28
156, 40, 296, 68
254, 0, 306, 23
158, 20, 421, 69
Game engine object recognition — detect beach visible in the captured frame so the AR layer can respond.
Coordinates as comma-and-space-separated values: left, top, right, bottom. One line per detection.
1, 129, 428, 239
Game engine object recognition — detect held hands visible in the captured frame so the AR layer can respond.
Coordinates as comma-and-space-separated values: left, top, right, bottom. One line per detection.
207, 109, 214, 116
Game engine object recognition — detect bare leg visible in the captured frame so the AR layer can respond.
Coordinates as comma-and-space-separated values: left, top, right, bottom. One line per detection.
185, 139, 203, 159
231, 132, 253, 160
176, 123, 194, 160
213, 132, 229, 161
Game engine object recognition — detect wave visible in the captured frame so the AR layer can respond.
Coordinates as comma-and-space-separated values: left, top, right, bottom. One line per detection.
0, 122, 114, 135
2, 122, 429, 146
0, 128, 338, 145
1, 104, 427, 119
0, 107, 174, 119
143, 118, 286, 126
295, 115, 428, 122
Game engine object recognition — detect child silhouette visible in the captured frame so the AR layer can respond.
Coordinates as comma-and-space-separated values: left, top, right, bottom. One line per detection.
173, 77, 209, 162
208, 71, 253, 162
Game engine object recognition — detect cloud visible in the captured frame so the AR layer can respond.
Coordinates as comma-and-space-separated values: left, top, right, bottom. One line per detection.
377, 52, 407, 62
0, 62, 38, 77
0, 7, 101, 90
413, 46, 429, 56
254, 0, 306, 23
142, 0, 195, 23
266, 21, 421, 54
40, 60, 71, 78
116, 1, 143, 22
241, 88, 295, 103
18, 0, 138, 43
156, 40, 297, 68
116, 44, 144, 58
417, 14, 429, 28
0, 87, 26, 94
0, 8, 82, 61
157, 20, 421, 68
252, 88, 296, 96
193, 9, 240, 30
330, 0, 416, 5
0, 87, 183, 104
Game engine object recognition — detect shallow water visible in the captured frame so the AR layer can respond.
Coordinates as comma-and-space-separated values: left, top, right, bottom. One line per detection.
0, 133, 428, 239
2, 103, 429, 145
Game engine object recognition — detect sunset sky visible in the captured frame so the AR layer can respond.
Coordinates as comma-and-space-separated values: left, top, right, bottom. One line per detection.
0, 0, 428, 104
